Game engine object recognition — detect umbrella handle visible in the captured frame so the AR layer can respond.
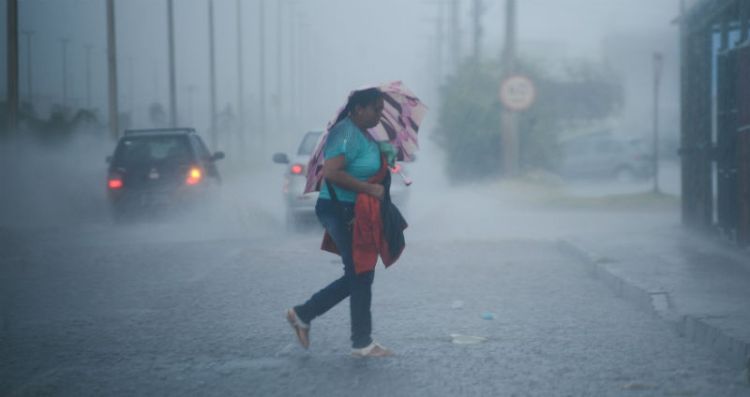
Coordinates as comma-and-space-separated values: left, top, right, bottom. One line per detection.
397, 170, 412, 186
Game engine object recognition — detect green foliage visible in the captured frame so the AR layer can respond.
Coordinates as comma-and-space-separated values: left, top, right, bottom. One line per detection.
0, 102, 103, 144
433, 58, 623, 181
434, 61, 504, 180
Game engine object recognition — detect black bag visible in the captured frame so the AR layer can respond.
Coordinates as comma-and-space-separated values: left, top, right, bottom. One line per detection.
325, 180, 355, 230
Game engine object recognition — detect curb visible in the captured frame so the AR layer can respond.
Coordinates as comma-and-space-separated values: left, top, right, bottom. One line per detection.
557, 239, 750, 376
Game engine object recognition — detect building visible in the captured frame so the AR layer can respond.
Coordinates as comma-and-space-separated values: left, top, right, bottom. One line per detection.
680, 0, 750, 245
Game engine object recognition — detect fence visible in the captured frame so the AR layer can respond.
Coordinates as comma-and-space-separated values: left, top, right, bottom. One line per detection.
681, 0, 750, 246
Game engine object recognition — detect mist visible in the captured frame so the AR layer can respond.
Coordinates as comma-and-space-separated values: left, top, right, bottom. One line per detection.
1, 0, 683, 235
8, 1, 750, 395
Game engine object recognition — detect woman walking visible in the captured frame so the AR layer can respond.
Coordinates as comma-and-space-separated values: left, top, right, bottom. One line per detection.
286, 88, 394, 358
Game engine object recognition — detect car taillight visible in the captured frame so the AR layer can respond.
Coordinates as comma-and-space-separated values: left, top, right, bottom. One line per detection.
290, 164, 304, 175
186, 167, 203, 185
108, 178, 123, 189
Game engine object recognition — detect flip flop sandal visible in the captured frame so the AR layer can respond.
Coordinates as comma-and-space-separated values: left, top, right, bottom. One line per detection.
351, 342, 393, 358
286, 308, 310, 349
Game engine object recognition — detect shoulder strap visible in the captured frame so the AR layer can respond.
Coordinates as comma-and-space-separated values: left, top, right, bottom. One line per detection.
325, 179, 340, 204
325, 179, 350, 226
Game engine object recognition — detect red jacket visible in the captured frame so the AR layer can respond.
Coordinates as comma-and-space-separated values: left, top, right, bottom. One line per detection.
321, 156, 407, 274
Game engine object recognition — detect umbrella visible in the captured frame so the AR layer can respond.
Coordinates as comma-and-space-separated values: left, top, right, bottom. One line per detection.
304, 81, 427, 193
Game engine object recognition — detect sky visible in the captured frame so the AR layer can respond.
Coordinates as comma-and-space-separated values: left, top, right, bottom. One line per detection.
2, 0, 684, 150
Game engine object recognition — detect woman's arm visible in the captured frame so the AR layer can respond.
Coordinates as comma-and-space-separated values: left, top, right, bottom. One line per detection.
322, 155, 384, 200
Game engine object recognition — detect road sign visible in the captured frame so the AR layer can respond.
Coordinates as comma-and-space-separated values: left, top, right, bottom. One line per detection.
499, 75, 536, 111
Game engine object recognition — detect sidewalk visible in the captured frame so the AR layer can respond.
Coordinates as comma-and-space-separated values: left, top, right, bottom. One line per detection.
406, 165, 750, 374
557, 207, 750, 374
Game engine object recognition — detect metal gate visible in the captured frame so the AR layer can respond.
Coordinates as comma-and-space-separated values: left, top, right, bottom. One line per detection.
716, 49, 739, 240
681, 0, 750, 246
737, 44, 750, 245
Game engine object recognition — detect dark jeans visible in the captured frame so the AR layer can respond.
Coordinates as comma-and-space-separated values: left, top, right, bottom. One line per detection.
294, 198, 375, 349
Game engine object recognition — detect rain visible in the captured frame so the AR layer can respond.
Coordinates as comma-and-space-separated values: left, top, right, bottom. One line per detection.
1, 0, 750, 395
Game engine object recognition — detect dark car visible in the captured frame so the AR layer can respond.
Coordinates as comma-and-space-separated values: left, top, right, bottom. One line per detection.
106, 128, 225, 219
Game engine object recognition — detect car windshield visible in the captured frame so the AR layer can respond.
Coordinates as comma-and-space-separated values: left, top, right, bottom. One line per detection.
114, 135, 192, 166
297, 132, 322, 156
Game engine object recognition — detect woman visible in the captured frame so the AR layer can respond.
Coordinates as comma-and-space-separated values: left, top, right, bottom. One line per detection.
286, 88, 393, 358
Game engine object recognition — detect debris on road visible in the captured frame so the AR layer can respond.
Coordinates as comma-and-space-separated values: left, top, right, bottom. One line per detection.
480, 312, 496, 320
450, 334, 488, 345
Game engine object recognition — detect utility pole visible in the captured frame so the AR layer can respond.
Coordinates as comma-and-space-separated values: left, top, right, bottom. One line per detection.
297, 18, 308, 125
436, 1, 445, 83
740, 0, 749, 44
500, 0, 519, 176
472, 0, 482, 61
106, 0, 119, 140
152, 58, 159, 103
126, 57, 135, 116
7, 0, 19, 133
258, 0, 267, 152
424, 0, 447, 87
276, 0, 282, 133
236, 0, 246, 155
450, 0, 460, 69
85, 45, 92, 109
501, 0, 516, 71
208, 0, 218, 148
653, 52, 663, 194
61, 38, 70, 110
21, 30, 33, 105
167, 0, 178, 127
288, 2, 298, 122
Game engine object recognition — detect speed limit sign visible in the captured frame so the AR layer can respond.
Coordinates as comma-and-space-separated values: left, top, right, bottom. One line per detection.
499, 75, 536, 111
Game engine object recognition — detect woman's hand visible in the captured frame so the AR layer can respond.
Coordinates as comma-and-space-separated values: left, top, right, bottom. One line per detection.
366, 183, 385, 201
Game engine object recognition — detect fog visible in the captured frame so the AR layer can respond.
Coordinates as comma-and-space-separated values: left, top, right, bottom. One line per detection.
1, 0, 683, 239
13, 3, 750, 395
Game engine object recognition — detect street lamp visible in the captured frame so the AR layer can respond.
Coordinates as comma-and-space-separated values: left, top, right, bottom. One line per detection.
61, 38, 70, 111
652, 51, 663, 194
84, 44, 92, 109
21, 30, 33, 104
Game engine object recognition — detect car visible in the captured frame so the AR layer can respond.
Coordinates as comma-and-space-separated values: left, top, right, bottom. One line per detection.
273, 130, 411, 230
557, 133, 653, 181
105, 127, 225, 219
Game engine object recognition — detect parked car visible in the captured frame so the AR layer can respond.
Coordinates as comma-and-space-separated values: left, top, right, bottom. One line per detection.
557, 134, 653, 181
106, 128, 225, 219
273, 130, 411, 230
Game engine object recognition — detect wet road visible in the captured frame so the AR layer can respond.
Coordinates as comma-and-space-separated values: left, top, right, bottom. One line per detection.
1, 212, 748, 396
0, 148, 748, 396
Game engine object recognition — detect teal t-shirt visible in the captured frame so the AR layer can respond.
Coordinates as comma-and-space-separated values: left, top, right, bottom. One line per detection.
319, 117, 382, 202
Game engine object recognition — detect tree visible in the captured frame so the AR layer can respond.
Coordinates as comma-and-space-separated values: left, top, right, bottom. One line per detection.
433, 58, 623, 181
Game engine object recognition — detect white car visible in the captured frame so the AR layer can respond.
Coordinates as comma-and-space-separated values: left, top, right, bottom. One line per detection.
273, 131, 410, 230
558, 133, 653, 181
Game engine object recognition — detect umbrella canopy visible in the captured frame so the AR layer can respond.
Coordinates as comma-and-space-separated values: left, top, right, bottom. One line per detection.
304, 81, 427, 193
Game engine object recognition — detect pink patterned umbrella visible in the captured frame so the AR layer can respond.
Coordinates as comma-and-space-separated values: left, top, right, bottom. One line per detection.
304, 81, 428, 193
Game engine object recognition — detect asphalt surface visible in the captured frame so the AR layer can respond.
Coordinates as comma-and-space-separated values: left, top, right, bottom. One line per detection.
2, 216, 749, 396
1, 145, 748, 396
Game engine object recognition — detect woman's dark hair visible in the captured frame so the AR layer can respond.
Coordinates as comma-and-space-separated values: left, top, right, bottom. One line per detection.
334, 87, 384, 125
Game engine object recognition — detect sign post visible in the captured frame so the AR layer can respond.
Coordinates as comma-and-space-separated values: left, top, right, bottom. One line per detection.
499, 75, 536, 112
499, 74, 535, 176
